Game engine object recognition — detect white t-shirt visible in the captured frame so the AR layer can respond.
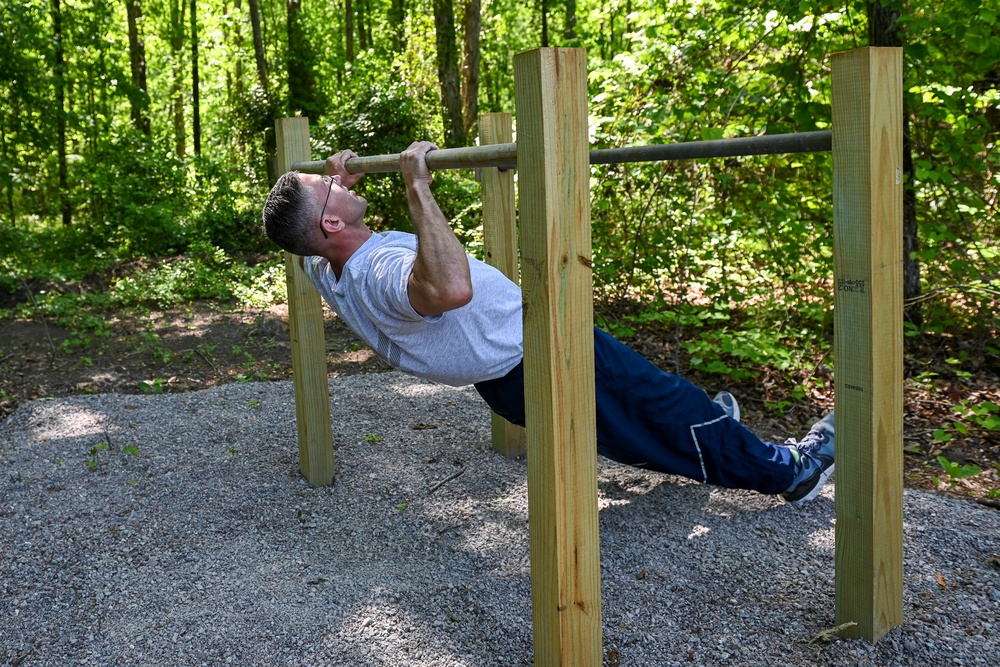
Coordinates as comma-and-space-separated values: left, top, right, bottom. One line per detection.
303, 231, 523, 386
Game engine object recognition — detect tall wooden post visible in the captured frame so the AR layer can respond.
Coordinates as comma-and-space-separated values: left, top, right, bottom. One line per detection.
479, 112, 527, 459
275, 117, 336, 486
831, 47, 903, 642
514, 49, 602, 666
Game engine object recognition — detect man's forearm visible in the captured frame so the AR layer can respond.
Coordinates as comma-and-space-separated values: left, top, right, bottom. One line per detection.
406, 181, 473, 316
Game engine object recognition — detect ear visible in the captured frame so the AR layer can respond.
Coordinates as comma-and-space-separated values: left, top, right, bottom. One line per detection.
320, 216, 346, 236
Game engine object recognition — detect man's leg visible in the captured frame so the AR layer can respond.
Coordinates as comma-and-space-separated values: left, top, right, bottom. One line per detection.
474, 328, 803, 495
474, 361, 527, 427
591, 327, 797, 494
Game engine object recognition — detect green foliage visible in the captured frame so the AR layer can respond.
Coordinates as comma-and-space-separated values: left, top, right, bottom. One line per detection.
314, 78, 430, 232
82, 132, 190, 258
230, 260, 289, 309
581, 4, 850, 380
110, 242, 237, 308
311, 75, 481, 249
933, 399, 1000, 444
139, 378, 165, 394
86, 441, 109, 472
186, 158, 274, 254
953, 400, 1000, 432
106, 242, 286, 310
894, 0, 1000, 331
936, 455, 983, 482
0, 0, 996, 392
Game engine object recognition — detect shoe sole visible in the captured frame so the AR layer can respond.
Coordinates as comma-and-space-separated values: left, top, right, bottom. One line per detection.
786, 462, 835, 507
713, 392, 740, 423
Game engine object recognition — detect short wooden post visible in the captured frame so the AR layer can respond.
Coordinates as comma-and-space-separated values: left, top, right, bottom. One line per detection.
479, 111, 527, 459
831, 47, 904, 642
513, 48, 602, 666
275, 117, 336, 486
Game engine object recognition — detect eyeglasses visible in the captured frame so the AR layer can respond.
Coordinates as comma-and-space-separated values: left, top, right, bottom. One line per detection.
318, 176, 334, 239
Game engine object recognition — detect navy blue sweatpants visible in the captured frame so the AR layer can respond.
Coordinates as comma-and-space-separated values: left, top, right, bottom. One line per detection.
474, 327, 797, 495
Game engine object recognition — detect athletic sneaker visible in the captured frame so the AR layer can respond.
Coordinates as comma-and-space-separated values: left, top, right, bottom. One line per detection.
780, 412, 835, 506
712, 391, 741, 423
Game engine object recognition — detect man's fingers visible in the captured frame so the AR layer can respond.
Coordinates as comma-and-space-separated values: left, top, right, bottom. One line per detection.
325, 150, 363, 186
404, 141, 438, 156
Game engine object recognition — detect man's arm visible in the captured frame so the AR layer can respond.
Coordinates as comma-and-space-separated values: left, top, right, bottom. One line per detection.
400, 141, 473, 317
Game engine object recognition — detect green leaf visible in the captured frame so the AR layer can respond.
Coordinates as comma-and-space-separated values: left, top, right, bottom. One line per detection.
937, 455, 958, 475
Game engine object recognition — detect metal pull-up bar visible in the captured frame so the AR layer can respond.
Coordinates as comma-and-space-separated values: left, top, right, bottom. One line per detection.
290, 130, 832, 174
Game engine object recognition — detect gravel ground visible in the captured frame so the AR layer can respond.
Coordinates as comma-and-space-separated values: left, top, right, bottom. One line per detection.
1, 372, 998, 666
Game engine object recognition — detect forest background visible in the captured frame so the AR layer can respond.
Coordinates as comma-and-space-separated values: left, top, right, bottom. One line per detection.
0, 0, 998, 500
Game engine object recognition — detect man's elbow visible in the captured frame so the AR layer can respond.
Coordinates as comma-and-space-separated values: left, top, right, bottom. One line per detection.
410, 280, 473, 316
440, 283, 474, 312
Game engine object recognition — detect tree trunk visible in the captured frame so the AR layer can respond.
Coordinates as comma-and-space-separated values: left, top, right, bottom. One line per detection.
461, 0, 480, 137
222, 0, 231, 157
345, 0, 354, 62
171, 0, 186, 157
1, 115, 15, 226
247, 0, 269, 93
433, 0, 465, 147
868, 1, 921, 324
355, 0, 373, 52
540, 0, 548, 47
356, 0, 367, 51
190, 0, 201, 155
51, 0, 71, 225
125, 0, 151, 137
388, 0, 406, 52
564, 0, 577, 41
233, 0, 244, 98
287, 0, 319, 117
364, 0, 374, 49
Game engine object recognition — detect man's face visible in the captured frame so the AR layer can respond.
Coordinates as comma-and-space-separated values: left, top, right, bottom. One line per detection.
310, 173, 367, 228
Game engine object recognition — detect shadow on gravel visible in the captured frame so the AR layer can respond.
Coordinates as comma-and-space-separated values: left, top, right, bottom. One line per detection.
1, 373, 997, 666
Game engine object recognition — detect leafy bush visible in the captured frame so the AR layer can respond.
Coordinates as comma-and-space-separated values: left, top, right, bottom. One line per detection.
81, 131, 191, 259
109, 241, 238, 308
186, 158, 273, 254
313, 79, 431, 232
230, 258, 289, 309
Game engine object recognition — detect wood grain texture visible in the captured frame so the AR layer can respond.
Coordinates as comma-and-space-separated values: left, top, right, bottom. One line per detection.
831, 47, 903, 642
275, 117, 335, 486
479, 112, 527, 459
513, 48, 602, 666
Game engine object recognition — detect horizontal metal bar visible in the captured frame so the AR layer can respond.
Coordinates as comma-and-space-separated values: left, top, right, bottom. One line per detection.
591, 130, 832, 165
292, 143, 518, 175
290, 130, 832, 175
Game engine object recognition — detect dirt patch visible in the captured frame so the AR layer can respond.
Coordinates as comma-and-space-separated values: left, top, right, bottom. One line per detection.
0, 301, 390, 415
1, 300, 997, 507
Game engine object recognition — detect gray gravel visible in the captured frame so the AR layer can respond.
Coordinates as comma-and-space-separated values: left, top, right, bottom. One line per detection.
1, 372, 997, 666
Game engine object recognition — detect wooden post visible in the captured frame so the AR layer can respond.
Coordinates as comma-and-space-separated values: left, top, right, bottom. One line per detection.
275, 117, 336, 486
513, 48, 602, 666
479, 111, 527, 459
831, 47, 904, 642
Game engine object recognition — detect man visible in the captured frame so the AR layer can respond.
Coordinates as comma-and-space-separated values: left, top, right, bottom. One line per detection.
262, 142, 835, 505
